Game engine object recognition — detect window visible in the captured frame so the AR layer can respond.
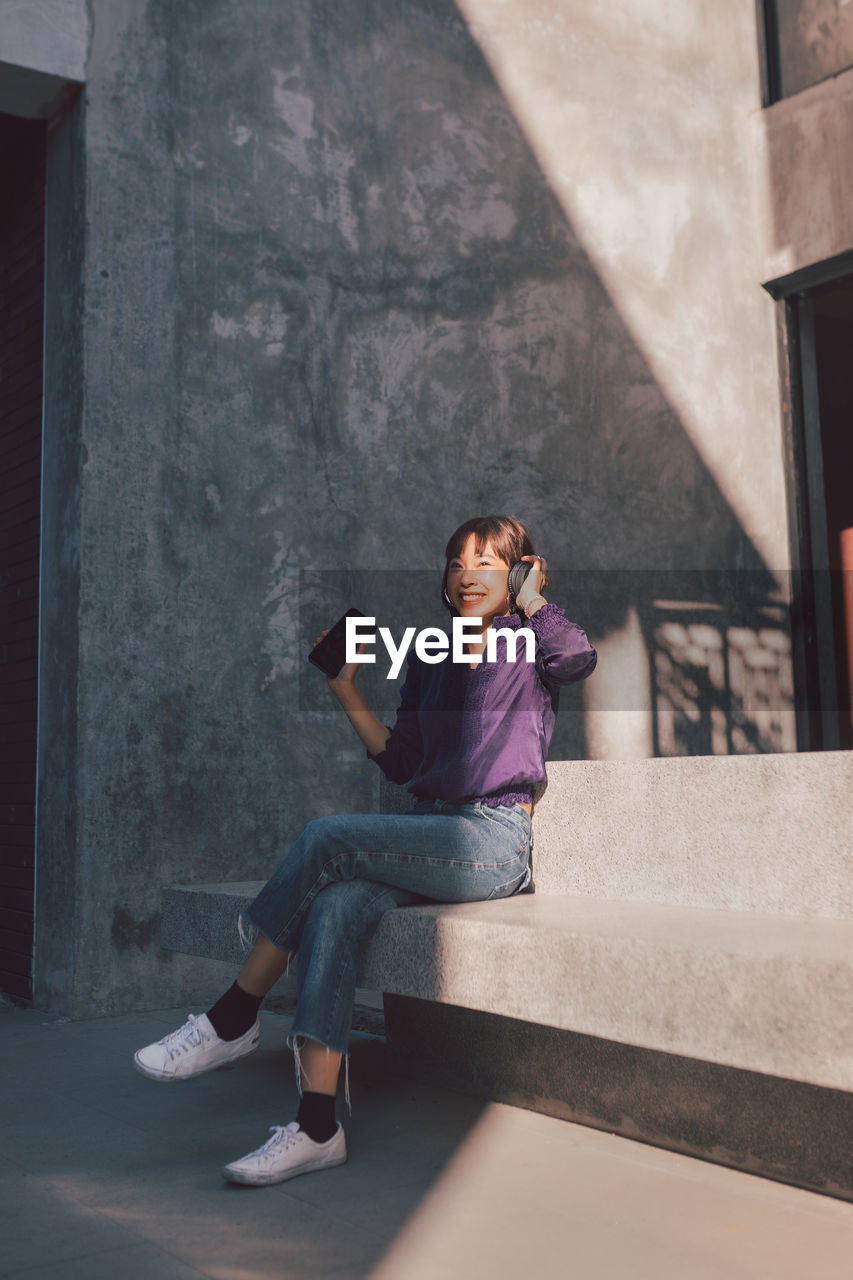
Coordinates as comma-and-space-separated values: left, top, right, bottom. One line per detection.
764, 0, 853, 101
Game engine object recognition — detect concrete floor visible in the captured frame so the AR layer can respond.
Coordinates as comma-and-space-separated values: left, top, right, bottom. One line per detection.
2, 1005, 852, 1280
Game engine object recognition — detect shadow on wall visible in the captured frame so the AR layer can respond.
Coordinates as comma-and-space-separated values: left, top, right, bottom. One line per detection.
157, 0, 791, 772
575, 572, 794, 760
645, 592, 794, 756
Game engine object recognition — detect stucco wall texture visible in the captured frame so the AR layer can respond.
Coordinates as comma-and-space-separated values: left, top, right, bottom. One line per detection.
33, 0, 791, 1014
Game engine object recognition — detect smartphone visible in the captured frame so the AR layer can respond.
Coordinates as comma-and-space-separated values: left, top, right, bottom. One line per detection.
308, 608, 367, 678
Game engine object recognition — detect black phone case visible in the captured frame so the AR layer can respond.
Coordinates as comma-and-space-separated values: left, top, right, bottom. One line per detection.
308, 608, 366, 678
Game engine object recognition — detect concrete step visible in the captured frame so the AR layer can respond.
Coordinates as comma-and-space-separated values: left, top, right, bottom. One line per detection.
367, 894, 853, 1091
389, 752, 853, 915
162, 751, 853, 1200
161, 882, 853, 1092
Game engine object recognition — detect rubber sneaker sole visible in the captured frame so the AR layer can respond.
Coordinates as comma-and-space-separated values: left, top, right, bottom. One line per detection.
223, 1149, 348, 1186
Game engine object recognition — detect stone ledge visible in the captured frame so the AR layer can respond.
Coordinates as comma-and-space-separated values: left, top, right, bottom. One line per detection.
161, 882, 262, 968
162, 882, 853, 1092
383, 996, 853, 1203
535, 752, 853, 915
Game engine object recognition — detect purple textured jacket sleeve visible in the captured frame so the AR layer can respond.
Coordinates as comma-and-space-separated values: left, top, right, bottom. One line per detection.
365, 652, 424, 784
528, 602, 597, 686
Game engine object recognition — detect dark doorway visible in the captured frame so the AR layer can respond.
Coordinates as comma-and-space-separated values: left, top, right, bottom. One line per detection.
790, 276, 853, 751
0, 113, 47, 1003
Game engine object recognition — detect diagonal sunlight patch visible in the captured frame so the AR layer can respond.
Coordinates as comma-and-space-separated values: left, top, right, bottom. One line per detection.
454, 0, 785, 573
367, 1099, 853, 1279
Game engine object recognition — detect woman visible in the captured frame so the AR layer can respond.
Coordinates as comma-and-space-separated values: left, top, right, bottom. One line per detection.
134, 515, 596, 1186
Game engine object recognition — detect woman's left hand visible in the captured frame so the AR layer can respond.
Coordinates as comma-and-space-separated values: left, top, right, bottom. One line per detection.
515, 555, 548, 616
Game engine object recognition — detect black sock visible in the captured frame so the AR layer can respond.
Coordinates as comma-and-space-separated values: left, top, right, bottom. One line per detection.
297, 1091, 337, 1144
206, 981, 262, 1041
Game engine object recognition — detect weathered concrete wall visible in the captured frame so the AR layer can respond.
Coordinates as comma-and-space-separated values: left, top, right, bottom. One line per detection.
775, 0, 853, 99
0, 0, 88, 117
0, 0, 88, 79
455, 0, 785, 572
35, 0, 791, 1014
752, 64, 853, 283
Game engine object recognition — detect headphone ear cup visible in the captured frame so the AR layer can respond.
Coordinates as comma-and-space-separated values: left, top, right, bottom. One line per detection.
507, 561, 532, 601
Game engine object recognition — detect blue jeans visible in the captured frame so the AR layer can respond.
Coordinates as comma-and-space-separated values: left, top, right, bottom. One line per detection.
241, 798, 532, 1060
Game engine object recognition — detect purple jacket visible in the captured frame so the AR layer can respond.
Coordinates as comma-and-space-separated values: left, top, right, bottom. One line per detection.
367, 603, 597, 806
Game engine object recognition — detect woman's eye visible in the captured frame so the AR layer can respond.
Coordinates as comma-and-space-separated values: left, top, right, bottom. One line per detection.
448, 561, 501, 571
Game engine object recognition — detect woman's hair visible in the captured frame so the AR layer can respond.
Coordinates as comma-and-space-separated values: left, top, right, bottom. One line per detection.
441, 515, 550, 614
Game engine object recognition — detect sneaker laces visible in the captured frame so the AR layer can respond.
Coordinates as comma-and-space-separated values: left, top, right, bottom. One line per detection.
253, 1122, 303, 1162
159, 1014, 213, 1061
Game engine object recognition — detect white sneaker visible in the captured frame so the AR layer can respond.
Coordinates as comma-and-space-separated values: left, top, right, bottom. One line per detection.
223, 1121, 347, 1186
133, 1013, 260, 1082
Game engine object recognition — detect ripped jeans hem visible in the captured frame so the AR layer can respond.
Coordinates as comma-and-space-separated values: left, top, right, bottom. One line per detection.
237, 910, 295, 976
238, 910, 351, 1112
288, 1031, 351, 1114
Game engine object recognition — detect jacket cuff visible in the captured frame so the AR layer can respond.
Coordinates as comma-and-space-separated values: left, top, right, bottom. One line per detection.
526, 601, 569, 637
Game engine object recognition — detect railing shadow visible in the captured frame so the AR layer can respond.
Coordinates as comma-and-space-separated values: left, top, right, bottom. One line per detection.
647, 597, 795, 756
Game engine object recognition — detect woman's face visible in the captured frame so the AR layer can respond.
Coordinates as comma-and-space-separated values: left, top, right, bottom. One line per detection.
446, 534, 511, 622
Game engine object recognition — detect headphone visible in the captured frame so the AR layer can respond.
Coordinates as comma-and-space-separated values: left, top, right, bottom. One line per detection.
507, 560, 533, 603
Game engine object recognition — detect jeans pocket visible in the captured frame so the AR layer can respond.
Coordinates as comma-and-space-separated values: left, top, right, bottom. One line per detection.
475, 802, 531, 846
474, 802, 517, 824
487, 869, 527, 900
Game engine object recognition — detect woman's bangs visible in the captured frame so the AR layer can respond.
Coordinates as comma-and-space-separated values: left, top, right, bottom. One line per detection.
444, 516, 530, 566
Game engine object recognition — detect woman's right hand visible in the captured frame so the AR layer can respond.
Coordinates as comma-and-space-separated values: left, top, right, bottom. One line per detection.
315, 627, 391, 757
313, 630, 368, 687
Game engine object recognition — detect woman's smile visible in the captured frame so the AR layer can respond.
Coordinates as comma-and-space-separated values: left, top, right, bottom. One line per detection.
446, 534, 513, 627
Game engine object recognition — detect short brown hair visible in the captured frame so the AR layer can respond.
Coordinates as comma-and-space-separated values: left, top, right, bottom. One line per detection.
441, 515, 549, 614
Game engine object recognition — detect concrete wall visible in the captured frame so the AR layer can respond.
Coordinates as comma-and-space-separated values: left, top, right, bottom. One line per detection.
33, 0, 798, 1015
0, 0, 88, 117
752, 64, 853, 283
774, 0, 853, 100
0, 0, 88, 80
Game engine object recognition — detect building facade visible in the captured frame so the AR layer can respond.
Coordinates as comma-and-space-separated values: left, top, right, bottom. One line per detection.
1, 0, 851, 1016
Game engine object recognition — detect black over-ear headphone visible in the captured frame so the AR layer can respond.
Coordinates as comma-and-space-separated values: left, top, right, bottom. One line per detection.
507, 561, 532, 605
